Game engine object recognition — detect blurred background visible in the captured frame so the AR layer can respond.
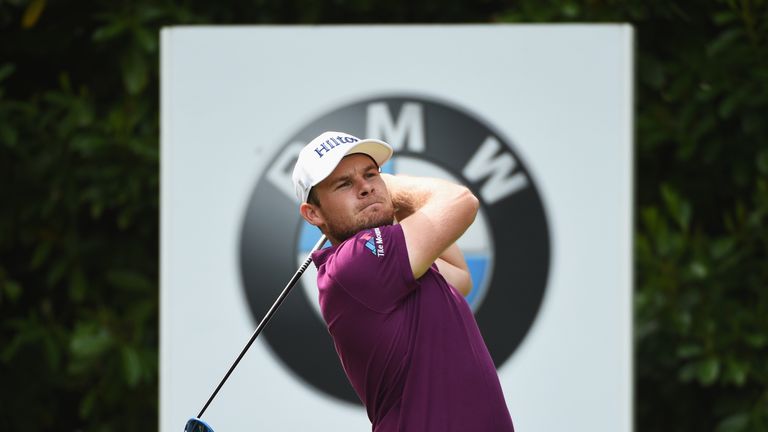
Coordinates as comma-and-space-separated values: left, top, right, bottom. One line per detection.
0, 1, 766, 431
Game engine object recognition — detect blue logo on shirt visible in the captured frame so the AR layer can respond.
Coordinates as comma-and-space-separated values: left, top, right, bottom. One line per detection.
361, 229, 385, 256
364, 234, 377, 255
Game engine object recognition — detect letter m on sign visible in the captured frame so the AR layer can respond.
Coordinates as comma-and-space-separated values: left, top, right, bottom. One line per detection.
366, 102, 425, 152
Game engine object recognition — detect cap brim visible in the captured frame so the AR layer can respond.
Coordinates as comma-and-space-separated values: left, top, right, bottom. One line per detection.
309, 138, 394, 189
345, 139, 393, 168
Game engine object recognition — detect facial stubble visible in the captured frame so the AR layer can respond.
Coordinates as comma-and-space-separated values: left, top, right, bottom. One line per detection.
325, 203, 395, 244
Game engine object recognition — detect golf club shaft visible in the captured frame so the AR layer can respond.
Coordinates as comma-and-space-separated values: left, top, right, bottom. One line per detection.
196, 234, 328, 419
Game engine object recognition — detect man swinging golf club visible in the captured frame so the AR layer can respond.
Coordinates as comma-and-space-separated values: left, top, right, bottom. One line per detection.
293, 131, 515, 431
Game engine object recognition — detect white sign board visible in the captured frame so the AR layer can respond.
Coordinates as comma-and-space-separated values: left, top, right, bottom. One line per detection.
161, 25, 633, 432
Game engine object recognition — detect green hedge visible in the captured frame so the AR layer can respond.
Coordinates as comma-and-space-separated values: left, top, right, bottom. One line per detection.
1, 0, 765, 430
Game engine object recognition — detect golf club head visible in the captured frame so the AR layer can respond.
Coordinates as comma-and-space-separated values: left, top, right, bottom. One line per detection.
185, 418, 214, 432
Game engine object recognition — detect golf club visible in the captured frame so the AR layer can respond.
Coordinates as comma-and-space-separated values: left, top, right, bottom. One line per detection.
185, 234, 328, 432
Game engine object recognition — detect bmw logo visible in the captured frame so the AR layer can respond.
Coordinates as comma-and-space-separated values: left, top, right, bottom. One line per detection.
240, 95, 550, 404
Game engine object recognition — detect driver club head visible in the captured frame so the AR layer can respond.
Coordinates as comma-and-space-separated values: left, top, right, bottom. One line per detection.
185, 418, 214, 432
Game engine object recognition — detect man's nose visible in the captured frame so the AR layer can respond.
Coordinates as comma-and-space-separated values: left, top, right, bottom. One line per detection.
358, 178, 374, 197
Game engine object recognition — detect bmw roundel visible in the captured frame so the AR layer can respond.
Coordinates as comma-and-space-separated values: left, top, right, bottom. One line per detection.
240, 95, 550, 404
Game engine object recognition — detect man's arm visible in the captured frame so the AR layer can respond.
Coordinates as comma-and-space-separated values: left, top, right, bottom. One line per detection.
435, 244, 472, 297
382, 174, 478, 294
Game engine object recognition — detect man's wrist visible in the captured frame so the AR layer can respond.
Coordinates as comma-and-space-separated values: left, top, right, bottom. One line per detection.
383, 174, 419, 220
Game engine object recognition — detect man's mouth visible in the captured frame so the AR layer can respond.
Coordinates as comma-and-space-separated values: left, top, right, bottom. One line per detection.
359, 201, 382, 212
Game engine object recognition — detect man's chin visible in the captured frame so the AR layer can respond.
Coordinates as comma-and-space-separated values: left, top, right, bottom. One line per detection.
360, 208, 395, 230
329, 214, 394, 243
359, 216, 394, 232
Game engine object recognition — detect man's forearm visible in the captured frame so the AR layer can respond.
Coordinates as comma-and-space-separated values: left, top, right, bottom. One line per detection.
382, 174, 477, 292
435, 244, 473, 296
382, 174, 469, 222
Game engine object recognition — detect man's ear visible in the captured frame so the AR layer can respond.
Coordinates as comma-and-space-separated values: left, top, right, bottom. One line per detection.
300, 202, 324, 227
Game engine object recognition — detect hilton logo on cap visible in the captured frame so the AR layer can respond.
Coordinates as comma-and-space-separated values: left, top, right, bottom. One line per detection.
312, 134, 359, 158
240, 95, 551, 404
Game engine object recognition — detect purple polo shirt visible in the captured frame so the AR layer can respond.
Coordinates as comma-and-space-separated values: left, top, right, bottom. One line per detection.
312, 224, 514, 432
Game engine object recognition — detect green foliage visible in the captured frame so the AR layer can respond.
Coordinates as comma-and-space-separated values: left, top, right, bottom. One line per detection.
0, 0, 766, 430
498, 1, 768, 429
0, 1, 169, 429
629, 2, 768, 429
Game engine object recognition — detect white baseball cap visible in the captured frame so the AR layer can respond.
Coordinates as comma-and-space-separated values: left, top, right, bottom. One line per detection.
291, 131, 394, 203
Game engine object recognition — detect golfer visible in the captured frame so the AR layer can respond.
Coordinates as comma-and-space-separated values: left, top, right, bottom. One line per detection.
292, 131, 515, 431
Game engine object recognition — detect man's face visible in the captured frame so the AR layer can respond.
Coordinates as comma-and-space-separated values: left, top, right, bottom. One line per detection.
302, 153, 394, 244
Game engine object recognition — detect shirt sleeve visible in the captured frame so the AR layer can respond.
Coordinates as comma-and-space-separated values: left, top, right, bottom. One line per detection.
325, 224, 418, 313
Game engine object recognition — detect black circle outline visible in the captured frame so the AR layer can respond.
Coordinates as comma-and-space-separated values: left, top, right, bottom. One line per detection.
239, 94, 551, 404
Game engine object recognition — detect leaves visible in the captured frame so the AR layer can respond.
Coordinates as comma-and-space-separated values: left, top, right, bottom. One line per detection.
70, 322, 113, 359
21, 0, 46, 28
121, 48, 148, 95
661, 184, 692, 232
121, 345, 143, 387
0, 0, 162, 429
